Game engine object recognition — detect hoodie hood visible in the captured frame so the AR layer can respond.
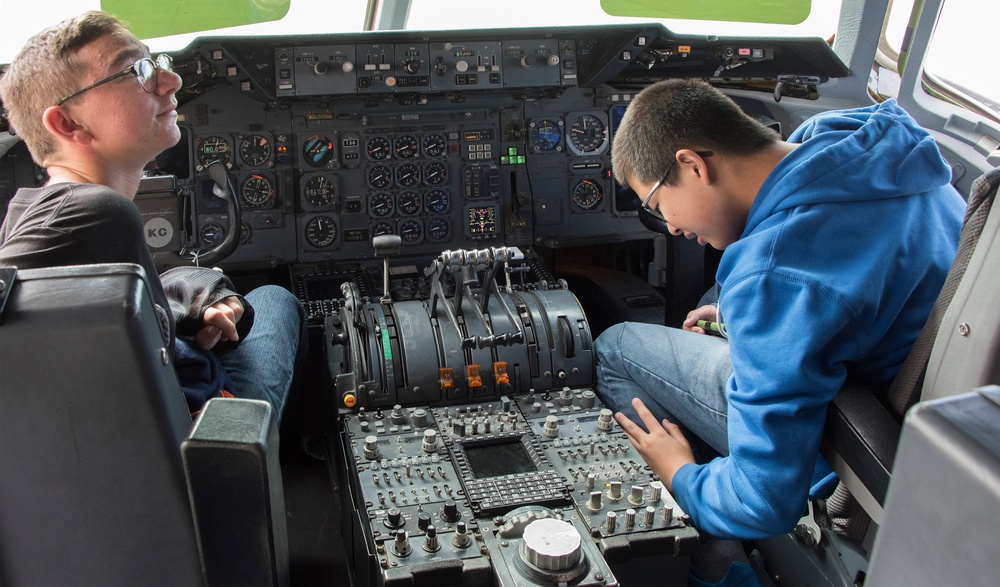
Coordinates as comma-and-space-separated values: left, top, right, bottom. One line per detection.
747, 99, 953, 230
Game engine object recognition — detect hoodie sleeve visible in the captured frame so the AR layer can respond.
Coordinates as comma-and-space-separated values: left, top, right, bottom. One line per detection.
158, 265, 255, 351
671, 270, 859, 539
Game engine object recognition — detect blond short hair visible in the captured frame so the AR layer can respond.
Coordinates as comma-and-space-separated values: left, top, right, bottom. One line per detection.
0, 11, 133, 166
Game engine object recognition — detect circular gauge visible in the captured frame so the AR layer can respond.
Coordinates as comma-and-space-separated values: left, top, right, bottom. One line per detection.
302, 174, 338, 209
529, 119, 562, 152
425, 189, 450, 213
239, 222, 251, 245
424, 161, 448, 185
240, 174, 275, 207
305, 216, 338, 249
567, 113, 608, 156
571, 179, 604, 210
369, 192, 394, 217
422, 133, 447, 157
200, 222, 224, 246
427, 218, 450, 241
396, 162, 421, 187
196, 135, 231, 167
394, 135, 419, 159
398, 219, 423, 243
239, 134, 272, 167
302, 134, 335, 167
366, 136, 391, 160
371, 221, 394, 237
368, 164, 392, 189
398, 191, 421, 215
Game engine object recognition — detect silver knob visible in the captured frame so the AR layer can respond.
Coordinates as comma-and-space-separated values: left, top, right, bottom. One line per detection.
650, 481, 663, 503
607, 481, 622, 501
597, 408, 614, 431
422, 428, 438, 453
644, 506, 656, 527
390, 404, 406, 424
587, 490, 603, 511
453, 522, 472, 548
542, 415, 560, 438
625, 508, 636, 529
580, 390, 596, 408
392, 530, 411, 556
411, 408, 428, 428
606, 511, 617, 533
520, 518, 582, 571
423, 525, 440, 552
628, 485, 644, 506
363, 435, 380, 460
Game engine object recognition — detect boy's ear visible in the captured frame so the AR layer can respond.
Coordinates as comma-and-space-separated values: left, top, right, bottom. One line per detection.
41, 105, 92, 145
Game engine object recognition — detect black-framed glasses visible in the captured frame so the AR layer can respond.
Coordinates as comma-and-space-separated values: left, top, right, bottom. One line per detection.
637, 151, 712, 234
56, 54, 173, 106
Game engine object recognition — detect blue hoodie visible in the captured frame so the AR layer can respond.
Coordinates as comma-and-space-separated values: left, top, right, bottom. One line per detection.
670, 100, 965, 539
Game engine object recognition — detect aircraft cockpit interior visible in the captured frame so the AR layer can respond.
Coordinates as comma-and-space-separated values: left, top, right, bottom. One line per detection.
1, 1, 998, 585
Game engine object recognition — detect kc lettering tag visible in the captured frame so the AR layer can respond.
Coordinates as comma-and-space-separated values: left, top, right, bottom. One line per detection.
144, 217, 174, 248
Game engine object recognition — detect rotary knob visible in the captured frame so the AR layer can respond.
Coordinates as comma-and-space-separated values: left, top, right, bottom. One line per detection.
390, 404, 406, 424
411, 408, 428, 428
542, 415, 560, 438
520, 518, 582, 572
384, 507, 404, 529
363, 435, 380, 460
441, 500, 461, 523
422, 428, 439, 453
597, 408, 614, 431
580, 389, 596, 408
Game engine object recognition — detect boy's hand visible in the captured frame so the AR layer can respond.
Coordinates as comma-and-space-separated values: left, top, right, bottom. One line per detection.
194, 296, 244, 350
615, 398, 696, 492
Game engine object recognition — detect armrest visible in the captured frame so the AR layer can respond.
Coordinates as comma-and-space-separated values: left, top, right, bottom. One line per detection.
822, 380, 901, 508
182, 398, 289, 586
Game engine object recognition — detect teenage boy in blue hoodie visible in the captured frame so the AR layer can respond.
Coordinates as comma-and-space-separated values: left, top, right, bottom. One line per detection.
596, 79, 965, 543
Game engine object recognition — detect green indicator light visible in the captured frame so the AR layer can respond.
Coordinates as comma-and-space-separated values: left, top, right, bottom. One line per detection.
517, 156, 526, 164
508, 147, 517, 156
381, 330, 392, 360
501, 157, 510, 164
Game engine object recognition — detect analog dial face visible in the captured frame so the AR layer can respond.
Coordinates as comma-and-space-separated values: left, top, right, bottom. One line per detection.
571, 179, 604, 210
427, 218, 450, 241
240, 174, 275, 207
197, 135, 231, 167
369, 192, 394, 217
302, 174, 338, 209
394, 135, 419, 159
305, 215, 338, 249
398, 219, 423, 243
425, 189, 450, 214
567, 113, 608, 155
368, 164, 392, 189
366, 136, 391, 160
422, 133, 447, 157
302, 134, 335, 167
371, 221, 394, 237
529, 119, 562, 152
423, 161, 448, 185
200, 222, 224, 246
239, 134, 271, 167
398, 191, 422, 215
396, 162, 421, 187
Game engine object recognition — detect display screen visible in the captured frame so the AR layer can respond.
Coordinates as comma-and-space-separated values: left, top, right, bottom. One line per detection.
463, 439, 536, 478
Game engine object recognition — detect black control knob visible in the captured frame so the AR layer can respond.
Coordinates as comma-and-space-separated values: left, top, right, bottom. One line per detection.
404, 58, 422, 74
520, 54, 537, 68
441, 500, 461, 523
417, 511, 432, 531
385, 507, 405, 529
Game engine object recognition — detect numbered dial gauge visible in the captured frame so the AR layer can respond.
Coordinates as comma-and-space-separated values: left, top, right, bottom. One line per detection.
371, 221, 394, 237
422, 133, 447, 157
196, 135, 232, 167
200, 222, 225, 246
398, 219, 423, 243
424, 161, 448, 185
240, 174, 275, 207
366, 136, 391, 160
305, 215, 338, 249
302, 174, 338, 209
368, 164, 392, 189
571, 179, 604, 210
239, 134, 272, 167
427, 217, 450, 241
567, 113, 608, 156
302, 134, 335, 167
396, 162, 421, 187
529, 119, 562, 152
369, 192, 394, 217
394, 135, 419, 159
398, 191, 422, 215
425, 189, 450, 213
239, 222, 251, 245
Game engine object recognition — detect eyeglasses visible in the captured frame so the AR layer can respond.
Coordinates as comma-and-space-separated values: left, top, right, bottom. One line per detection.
57, 54, 173, 106
639, 151, 713, 223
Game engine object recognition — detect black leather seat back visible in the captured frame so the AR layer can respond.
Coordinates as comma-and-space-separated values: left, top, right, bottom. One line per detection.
0, 264, 204, 586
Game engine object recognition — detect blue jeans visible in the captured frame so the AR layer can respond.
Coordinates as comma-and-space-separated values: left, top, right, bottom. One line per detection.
217, 285, 306, 422
595, 322, 733, 457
